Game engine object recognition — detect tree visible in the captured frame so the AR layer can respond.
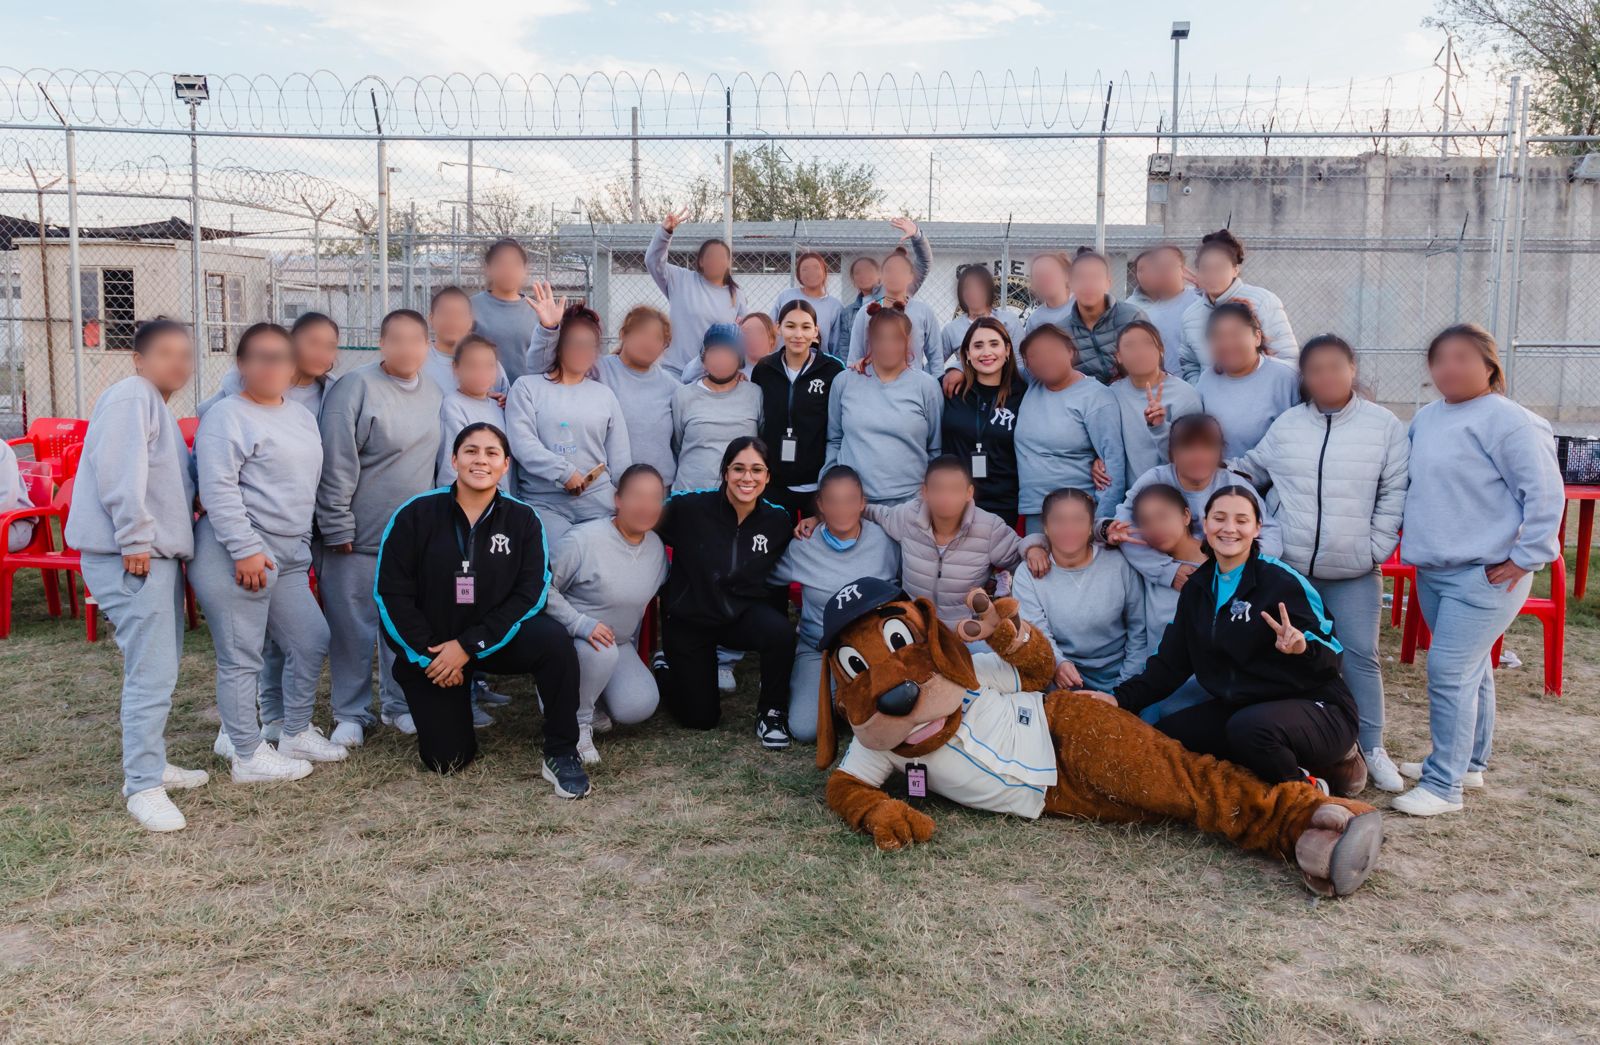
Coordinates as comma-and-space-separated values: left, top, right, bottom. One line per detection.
472, 184, 543, 238
731, 144, 884, 221
585, 175, 719, 225
1430, 0, 1600, 147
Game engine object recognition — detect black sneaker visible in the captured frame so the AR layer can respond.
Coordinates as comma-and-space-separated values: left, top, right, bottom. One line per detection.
755, 710, 793, 750
542, 754, 593, 799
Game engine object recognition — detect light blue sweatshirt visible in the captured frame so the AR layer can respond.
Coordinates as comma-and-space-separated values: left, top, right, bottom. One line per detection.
1109, 374, 1203, 481
421, 346, 507, 397
1022, 301, 1076, 336
771, 288, 846, 359
845, 297, 943, 375
1112, 463, 1282, 588
941, 308, 1025, 358
469, 290, 541, 384
436, 390, 511, 491
824, 368, 943, 504
670, 378, 762, 493
1196, 354, 1301, 457
645, 226, 748, 378
1014, 377, 1125, 520
194, 396, 323, 559
199, 368, 334, 418
505, 375, 632, 523
1126, 286, 1202, 375
65, 376, 196, 559
770, 520, 901, 649
1012, 546, 1147, 686
544, 517, 669, 644
596, 353, 680, 488
1401, 393, 1564, 571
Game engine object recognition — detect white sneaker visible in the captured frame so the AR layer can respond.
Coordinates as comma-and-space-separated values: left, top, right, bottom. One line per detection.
473, 704, 495, 729
127, 787, 186, 832
591, 707, 614, 735
161, 763, 209, 790
1392, 785, 1464, 817
261, 719, 283, 743
277, 726, 349, 763
576, 723, 601, 765
1363, 747, 1405, 793
382, 712, 417, 735
1399, 761, 1484, 789
213, 727, 235, 761
717, 666, 737, 692
330, 721, 365, 748
231, 744, 313, 784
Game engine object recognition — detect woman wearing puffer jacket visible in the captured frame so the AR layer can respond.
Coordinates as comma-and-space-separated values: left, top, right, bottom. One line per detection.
1235, 335, 1409, 791
1177, 229, 1298, 382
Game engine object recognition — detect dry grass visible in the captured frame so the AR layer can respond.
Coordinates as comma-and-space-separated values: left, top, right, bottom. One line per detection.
2, 566, 1600, 1044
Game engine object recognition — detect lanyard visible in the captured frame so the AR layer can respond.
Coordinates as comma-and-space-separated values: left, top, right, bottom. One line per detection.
454, 500, 497, 572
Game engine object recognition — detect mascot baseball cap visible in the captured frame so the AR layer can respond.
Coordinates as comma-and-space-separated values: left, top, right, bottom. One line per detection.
818, 577, 906, 652
701, 322, 744, 362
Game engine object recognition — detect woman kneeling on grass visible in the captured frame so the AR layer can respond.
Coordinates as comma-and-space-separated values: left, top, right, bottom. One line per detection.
375, 421, 590, 799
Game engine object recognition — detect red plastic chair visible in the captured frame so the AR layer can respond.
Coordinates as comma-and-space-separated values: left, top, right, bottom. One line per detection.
1490, 556, 1566, 696
177, 416, 201, 449
0, 478, 93, 641
1381, 550, 1431, 663
7, 418, 88, 479
0, 465, 62, 632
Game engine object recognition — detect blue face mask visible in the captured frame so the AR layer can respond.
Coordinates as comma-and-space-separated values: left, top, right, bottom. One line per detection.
819, 524, 857, 552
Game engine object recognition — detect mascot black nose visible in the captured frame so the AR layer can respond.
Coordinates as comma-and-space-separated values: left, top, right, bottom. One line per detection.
874, 680, 921, 717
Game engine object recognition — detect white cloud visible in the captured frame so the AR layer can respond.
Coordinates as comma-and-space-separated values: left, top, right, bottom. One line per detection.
688, 0, 1049, 58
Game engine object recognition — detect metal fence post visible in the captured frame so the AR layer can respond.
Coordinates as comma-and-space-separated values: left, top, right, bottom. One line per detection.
188, 103, 204, 410
630, 107, 642, 222
378, 137, 390, 317
1095, 81, 1112, 254
1487, 75, 1519, 345
64, 125, 84, 417
722, 88, 734, 250
1504, 84, 1532, 395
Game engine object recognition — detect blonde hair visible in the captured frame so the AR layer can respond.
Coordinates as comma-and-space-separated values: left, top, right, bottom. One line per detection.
1427, 323, 1506, 394
619, 304, 670, 346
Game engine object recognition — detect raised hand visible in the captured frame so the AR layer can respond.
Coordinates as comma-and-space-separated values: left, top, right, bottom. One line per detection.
1103, 519, 1146, 547
1143, 383, 1167, 427
662, 209, 689, 233
526, 280, 567, 329
889, 216, 920, 241
1260, 601, 1309, 655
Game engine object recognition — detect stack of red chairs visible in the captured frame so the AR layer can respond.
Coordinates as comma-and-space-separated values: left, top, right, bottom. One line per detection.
0, 474, 95, 641
7, 418, 88, 479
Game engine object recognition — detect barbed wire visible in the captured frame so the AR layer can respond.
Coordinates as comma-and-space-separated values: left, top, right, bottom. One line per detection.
0, 66, 1511, 137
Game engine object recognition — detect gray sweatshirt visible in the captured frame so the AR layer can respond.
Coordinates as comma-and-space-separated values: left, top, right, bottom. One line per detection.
65, 375, 195, 559
1022, 301, 1076, 336
505, 375, 632, 523
836, 233, 932, 362
470, 290, 541, 383
544, 517, 669, 643
194, 396, 323, 559
770, 287, 846, 359
1109, 374, 1203, 481
1196, 355, 1300, 457
1012, 546, 1147, 685
940, 308, 1025, 358
1, 440, 34, 551
771, 520, 901, 648
1401, 393, 1565, 571
670, 378, 762, 493
844, 297, 943, 375
596, 353, 680, 488
1126, 286, 1202, 375
315, 361, 443, 553
199, 368, 334, 418
824, 368, 943, 504
1014, 377, 1125, 519
1112, 463, 1282, 588
436, 390, 511, 492
422, 346, 508, 397
645, 226, 748, 378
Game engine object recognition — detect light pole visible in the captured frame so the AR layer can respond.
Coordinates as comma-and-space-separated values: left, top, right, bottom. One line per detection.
174, 74, 209, 409
1170, 22, 1190, 160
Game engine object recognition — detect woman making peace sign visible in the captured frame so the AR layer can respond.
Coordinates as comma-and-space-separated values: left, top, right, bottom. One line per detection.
1108, 319, 1201, 481
1083, 487, 1367, 797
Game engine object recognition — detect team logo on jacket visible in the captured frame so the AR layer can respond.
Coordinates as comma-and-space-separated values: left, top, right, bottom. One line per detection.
990, 406, 1016, 430
807, 378, 825, 394
1229, 599, 1251, 622
1017, 706, 1031, 725
489, 534, 511, 554
752, 534, 769, 553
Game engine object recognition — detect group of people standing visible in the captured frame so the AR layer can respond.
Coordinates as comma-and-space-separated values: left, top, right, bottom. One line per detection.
60, 215, 1564, 838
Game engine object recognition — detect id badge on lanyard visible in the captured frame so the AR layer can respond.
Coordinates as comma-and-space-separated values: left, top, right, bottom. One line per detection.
905, 762, 928, 798
971, 441, 988, 480
455, 560, 475, 605
781, 426, 797, 463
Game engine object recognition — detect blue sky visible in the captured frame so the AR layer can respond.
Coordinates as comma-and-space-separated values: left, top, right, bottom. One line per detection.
16, 0, 1453, 87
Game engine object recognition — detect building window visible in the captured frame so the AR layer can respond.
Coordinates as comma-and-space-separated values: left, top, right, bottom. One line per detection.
205, 272, 245, 354
78, 267, 136, 350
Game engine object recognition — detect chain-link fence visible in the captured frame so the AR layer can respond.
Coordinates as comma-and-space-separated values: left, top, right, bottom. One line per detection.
1, 70, 1593, 435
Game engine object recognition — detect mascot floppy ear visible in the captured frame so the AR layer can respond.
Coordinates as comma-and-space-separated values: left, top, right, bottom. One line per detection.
913, 597, 979, 692
816, 656, 841, 770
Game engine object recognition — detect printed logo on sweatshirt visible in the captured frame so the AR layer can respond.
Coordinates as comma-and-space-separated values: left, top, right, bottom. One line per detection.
1229, 599, 1252, 623
489, 534, 511, 555
751, 534, 769, 554
1017, 706, 1031, 726
989, 406, 1017, 430
807, 378, 826, 395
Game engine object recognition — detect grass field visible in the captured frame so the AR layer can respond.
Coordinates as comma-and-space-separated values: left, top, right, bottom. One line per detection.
3, 561, 1600, 1043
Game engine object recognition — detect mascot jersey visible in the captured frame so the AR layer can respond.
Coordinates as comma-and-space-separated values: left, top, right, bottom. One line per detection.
837, 653, 1058, 818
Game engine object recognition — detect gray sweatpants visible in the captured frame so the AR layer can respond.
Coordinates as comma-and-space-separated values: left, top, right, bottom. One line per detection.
319, 549, 407, 727
81, 552, 185, 797
572, 639, 659, 727
787, 646, 832, 744
1312, 570, 1385, 752
190, 520, 330, 757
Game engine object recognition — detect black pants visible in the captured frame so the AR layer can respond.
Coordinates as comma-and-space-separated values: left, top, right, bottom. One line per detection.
391, 614, 579, 774
662, 604, 796, 728
1155, 697, 1357, 785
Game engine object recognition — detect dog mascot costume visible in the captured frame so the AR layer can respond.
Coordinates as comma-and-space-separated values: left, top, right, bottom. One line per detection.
815, 579, 1383, 896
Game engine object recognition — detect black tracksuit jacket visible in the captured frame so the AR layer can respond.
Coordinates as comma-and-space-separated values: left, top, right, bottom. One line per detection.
751, 349, 846, 492
939, 377, 1028, 519
375, 486, 551, 667
1113, 547, 1356, 719
656, 488, 793, 627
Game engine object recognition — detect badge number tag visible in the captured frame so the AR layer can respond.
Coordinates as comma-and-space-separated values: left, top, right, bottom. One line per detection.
455, 572, 475, 605
905, 762, 928, 798
971, 454, 988, 480
780, 438, 797, 463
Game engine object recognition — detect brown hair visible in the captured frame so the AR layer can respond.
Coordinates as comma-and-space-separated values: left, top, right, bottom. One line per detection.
452, 333, 499, 366
1018, 322, 1078, 368
794, 250, 828, 285
545, 303, 604, 379
1109, 318, 1167, 380
1206, 299, 1266, 362
865, 302, 913, 355
1197, 228, 1245, 266
1133, 243, 1186, 268
619, 304, 670, 347
740, 312, 778, 352
1427, 322, 1506, 394
956, 317, 1020, 410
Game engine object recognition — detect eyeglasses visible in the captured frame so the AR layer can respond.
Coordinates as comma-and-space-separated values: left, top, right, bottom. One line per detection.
727, 463, 768, 478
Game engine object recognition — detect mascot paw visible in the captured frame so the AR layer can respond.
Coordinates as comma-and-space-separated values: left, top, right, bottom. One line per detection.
1295, 805, 1384, 897
862, 799, 936, 850
956, 589, 1025, 647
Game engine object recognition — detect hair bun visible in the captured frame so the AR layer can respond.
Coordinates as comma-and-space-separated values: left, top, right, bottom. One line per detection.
1199, 228, 1245, 264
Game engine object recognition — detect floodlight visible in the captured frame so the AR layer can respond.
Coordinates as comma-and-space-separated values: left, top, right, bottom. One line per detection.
173, 75, 210, 103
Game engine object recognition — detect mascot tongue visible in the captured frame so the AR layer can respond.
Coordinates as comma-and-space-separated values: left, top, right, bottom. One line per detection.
903, 717, 948, 746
